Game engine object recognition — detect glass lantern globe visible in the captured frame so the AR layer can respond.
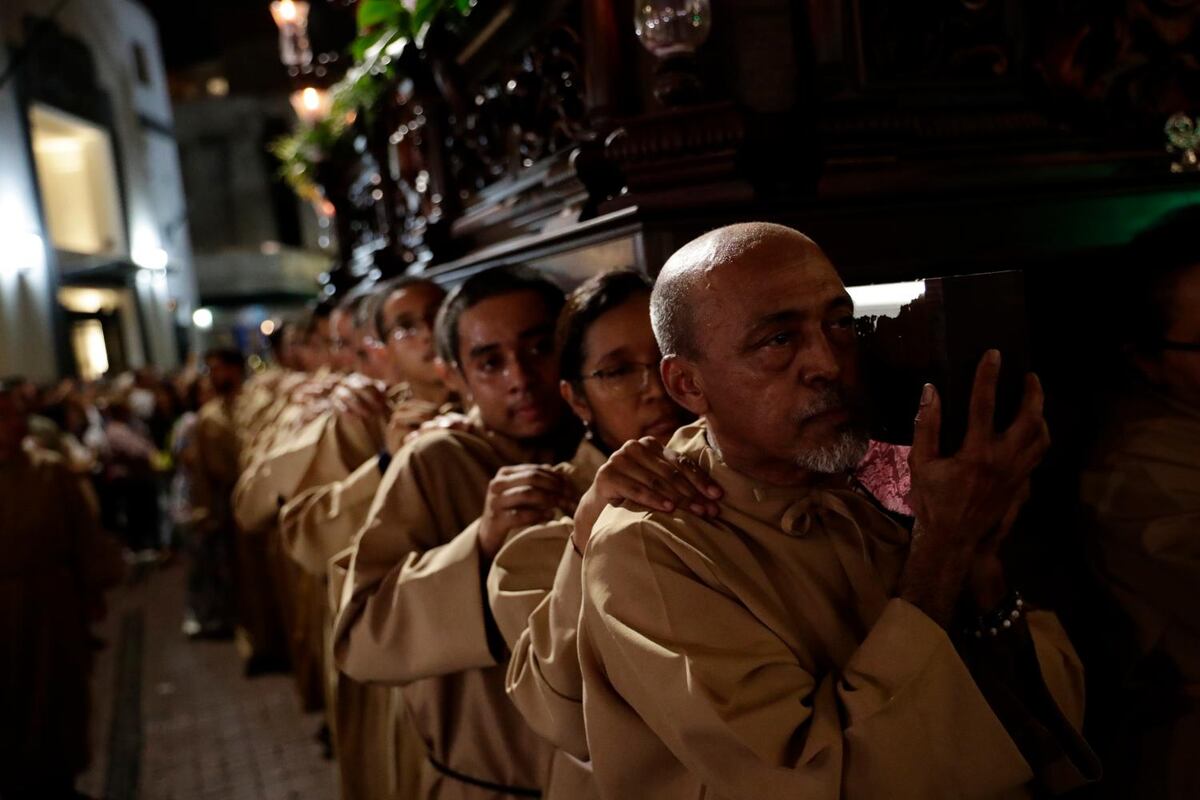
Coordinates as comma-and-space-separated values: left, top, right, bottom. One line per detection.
634, 0, 712, 59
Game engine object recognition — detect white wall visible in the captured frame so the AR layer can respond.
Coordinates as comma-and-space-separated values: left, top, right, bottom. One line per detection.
0, 40, 58, 382
0, 0, 196, 379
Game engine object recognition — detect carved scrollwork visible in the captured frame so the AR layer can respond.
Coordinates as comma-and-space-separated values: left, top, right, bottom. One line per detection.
1034, 0, 1200, 117
853, 0, 1018, 84
445, 22, 591, 203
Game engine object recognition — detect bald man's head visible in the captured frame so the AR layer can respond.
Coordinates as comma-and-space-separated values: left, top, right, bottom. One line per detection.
651, 224, 826, 360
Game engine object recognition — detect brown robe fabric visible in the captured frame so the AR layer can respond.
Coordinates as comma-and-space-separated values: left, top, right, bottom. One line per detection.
236, 397, 385, 707
578, 421, 1095, 800
281, 397, 433, 800
0, 449, 123, 797
1082, 382, 1200, 799
486, 441, 607, 800
328, 542, 425, 800
195, 393, 289, 667
334, 411, 564, 799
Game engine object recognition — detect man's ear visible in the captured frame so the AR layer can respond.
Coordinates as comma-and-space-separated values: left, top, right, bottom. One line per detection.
661, 356, 710, 417
436, 358, 471, 402
561, 379, 592, 425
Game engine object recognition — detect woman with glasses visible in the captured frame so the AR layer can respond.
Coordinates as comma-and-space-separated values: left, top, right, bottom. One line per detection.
486, 270, 722, 799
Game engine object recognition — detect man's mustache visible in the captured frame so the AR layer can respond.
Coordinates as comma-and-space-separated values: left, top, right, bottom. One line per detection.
794, 387, 863, 425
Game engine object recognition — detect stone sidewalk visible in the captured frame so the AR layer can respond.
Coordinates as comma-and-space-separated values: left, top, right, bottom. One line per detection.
80, 562, 337, 800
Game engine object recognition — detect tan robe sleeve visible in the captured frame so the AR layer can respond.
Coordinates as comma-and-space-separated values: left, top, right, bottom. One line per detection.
232, 413, 331, 532
192, 408, 239, 537
333, 434, 500, 685
280, 455, 383, 576
581, 516, 1037, 800
488, 520, 589, 759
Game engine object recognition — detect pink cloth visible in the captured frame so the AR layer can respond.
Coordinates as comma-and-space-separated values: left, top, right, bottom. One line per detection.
855, 440, 913, 517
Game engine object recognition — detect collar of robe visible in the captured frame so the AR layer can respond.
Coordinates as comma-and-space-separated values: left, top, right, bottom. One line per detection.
462, 406, 568, 467
669, 420, 910, 548
667, 419, 910, 623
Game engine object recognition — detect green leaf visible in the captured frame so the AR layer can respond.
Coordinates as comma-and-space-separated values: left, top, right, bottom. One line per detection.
349, 29, 385, 61
453, 0, 472, 13
357, 0, 402, 32
412, 0, 440, 30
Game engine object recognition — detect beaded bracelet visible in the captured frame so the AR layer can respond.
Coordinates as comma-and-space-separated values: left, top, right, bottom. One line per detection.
966, 590, 1026, 640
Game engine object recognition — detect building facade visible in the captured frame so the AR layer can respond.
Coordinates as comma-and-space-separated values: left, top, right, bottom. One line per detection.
0, 0, 196, 383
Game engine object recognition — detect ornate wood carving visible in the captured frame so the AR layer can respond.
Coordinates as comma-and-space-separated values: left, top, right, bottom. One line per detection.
1034, 0, 1200, 119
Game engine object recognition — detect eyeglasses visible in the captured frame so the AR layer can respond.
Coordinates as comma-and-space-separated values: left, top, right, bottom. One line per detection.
581, 362, 659, 397
384, 317, 434, 343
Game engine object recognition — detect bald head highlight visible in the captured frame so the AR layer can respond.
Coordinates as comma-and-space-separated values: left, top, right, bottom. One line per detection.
651, 223, 824, 359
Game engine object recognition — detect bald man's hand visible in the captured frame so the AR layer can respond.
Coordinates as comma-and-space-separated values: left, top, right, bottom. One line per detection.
900, 350, 1050, 626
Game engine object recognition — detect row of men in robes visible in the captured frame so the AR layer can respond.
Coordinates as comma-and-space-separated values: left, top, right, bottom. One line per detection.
203, 218, 1196, 799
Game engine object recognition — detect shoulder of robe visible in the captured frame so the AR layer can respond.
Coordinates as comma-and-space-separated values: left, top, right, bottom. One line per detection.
398, 426, 497, 477
587, 504, 729, 589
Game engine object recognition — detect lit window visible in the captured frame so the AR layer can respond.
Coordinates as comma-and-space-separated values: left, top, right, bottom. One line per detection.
29, 105, 126, 257
71, 319, 110, 381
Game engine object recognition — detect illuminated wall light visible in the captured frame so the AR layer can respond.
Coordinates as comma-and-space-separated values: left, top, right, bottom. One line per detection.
135, 246, 169, 271
289, 86, 331, 124
206, 76, 231, 97
1, 231, 45, 277
192, 307, 214, 329
260, 319, 277, 336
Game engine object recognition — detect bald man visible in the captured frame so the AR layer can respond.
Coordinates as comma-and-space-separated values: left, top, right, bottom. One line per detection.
577, 223, 1099, 799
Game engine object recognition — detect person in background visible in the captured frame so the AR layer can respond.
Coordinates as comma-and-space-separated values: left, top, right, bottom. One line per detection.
174, 374, 226, 638
189, 349, 247, 641
1081, 206, 1200, 799
103, 394, 162, 558
0, 378, 124, 800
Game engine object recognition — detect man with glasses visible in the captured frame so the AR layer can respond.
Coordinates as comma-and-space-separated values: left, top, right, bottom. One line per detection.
280, 276, 453, 800
334, 265, 581, 799
1082, 207, 1200, 799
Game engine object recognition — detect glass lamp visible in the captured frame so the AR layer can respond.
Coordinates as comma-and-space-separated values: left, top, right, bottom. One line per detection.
290, 86, 332, 125
634, 0, 711, 58
634, 0, 712, 105
269, 0, 313, 70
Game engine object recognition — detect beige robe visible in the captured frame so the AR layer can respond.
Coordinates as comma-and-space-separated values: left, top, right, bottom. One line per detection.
334, 412, 565, 799
578, 421, 1097, 800
281, 419, 422, 800
195, 394, 290, 667
486, 441, 607, 800
1081, 382, 1200, 799
238, 394, 387, 708
0, 450, 124, 795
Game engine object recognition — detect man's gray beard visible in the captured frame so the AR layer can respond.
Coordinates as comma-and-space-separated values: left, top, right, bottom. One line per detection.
794, 427, 870, 474
792, 387, 870, 474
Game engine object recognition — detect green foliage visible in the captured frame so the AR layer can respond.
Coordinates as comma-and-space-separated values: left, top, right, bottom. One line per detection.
269, 114, 350, 199
272, 0, 473, 201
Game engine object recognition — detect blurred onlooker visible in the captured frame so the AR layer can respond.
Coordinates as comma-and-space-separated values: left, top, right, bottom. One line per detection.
173, 374, 230, 637
183, 349, 246, 639
102, 395, 161, 556
1081, 207, 1200, 799
0, 378, 124, 799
